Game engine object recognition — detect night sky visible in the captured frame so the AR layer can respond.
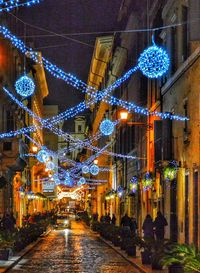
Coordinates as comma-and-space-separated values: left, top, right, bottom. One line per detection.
15, 0, 122, 116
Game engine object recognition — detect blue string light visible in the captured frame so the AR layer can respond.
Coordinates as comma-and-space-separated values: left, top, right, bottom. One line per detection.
15, 75, 35, 97
0, 0, 42, 12
0, 27, 188, 122
100, 119, 115, 136
90, 164, 99, 176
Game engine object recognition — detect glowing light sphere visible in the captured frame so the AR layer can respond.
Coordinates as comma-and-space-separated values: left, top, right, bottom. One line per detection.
138, 45, 170, 78
100, 119, 114, 136
46, 161, 55, 171
90, 164, 99, 176
130, 176, 138, 193
37, 149, 49, 163
82, 165, 89, 174
79, 177, 86, 185
15, 75, 35, 97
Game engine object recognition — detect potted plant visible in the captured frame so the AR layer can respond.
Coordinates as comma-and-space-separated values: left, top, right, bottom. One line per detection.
125, 235, 141, 257
151, 239, 170, 270
0, 231, 15, 260
161, 243, 200, 273
139, 238, 153, 265
111, 226, 121, 247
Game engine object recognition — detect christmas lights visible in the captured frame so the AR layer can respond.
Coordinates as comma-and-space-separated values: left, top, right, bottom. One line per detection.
100, 119, 114, 136
78, 177, 86, 185
130, 176, 138, 193
138, 39, 170, 78
37, 149, 49, 163
90, 164, 99, 176
117, 186, 124, 198
0, 0, 42, 12
82, 165, 89, 174
15, 75, 35, 97
46, 161, 55, 171
142, 172, 154, 191
0, 27, 188, 123
163, 161, 177, 182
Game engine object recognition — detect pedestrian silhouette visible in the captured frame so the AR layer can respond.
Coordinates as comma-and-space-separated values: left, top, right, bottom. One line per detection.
154, 211, 168, 240
142, 214, 154, 239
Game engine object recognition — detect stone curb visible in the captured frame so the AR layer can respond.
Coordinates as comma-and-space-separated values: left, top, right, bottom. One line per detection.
99, 236, 167, 273
0, 228, 52, 273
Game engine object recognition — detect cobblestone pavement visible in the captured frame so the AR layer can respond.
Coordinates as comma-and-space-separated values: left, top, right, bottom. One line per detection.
9, 221, 139, 273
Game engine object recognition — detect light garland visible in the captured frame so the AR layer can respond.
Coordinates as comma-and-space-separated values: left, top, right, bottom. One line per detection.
0, 27, 188, 122
117, 185, 124, 198
0, 0, 42, 12
15, 75, 35, 97
100, 119, 115, 136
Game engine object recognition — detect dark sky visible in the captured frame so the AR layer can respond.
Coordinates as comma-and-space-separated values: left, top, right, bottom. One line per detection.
15, 0, 122, 114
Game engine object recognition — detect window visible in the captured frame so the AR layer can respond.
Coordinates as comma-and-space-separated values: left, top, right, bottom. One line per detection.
3, 142, 12, 151
182, 6, 188, 61
78, 125, 82, 133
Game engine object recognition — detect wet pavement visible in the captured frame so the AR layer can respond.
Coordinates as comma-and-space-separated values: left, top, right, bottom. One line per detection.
9, 221, 139, 273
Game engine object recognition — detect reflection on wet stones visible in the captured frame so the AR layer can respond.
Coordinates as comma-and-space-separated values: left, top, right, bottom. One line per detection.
9, 222, 138, 273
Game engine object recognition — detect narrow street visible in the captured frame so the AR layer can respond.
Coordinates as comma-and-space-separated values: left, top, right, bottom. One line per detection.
9, 222, 139, 273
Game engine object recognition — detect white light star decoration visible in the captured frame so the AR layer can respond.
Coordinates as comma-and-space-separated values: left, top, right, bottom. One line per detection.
37, 149, 49, 163
138, 37, 170, 78
100, 119, 115, 136
90, 164, 99, 176
15, 75, 35, 97
82, 165, 89, 174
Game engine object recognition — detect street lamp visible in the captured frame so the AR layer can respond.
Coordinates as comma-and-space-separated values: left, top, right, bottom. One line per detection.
94, 159, 98, 165
32, 145, 38, 153
118, 109, 152, 129
119, 109, 129, 121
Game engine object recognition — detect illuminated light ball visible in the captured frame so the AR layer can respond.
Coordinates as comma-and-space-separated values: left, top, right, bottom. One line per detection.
138, 45, 170, 78
37, 149, 49, 163
46, 161, 55, 171
79, 177, 86, 185
15, 75, 35, 97
82, 165, 89, 174
100, 119, 114, 136
90, 164, 99, 176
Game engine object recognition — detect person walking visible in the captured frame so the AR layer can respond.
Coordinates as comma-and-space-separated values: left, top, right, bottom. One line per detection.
111, 214, 116, 225
130, 217, 138, 236
120, 213, 131, 227
142, 214, 154, 239
154, 211, 168, 240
